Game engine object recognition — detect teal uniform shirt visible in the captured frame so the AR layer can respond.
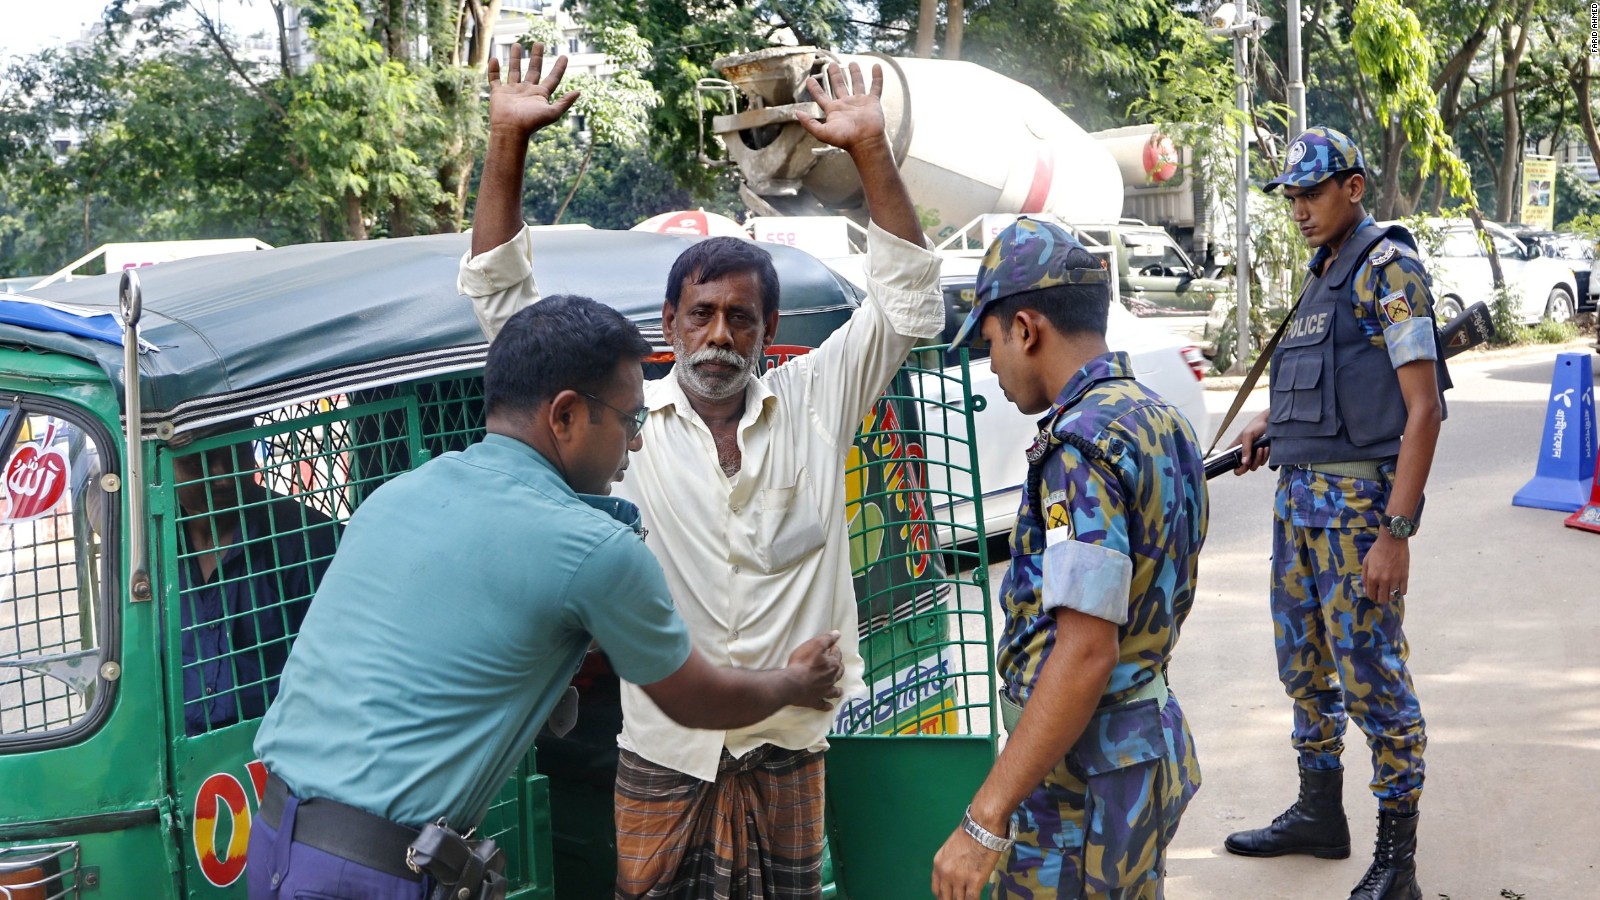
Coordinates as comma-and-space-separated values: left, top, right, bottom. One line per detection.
255, 433, 692, 828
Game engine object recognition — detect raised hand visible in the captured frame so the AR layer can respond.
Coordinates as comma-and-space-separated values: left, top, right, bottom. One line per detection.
486, 42, 580, 139
794, 61, 888, 156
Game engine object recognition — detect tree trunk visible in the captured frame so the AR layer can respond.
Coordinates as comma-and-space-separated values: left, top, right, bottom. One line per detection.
345, 189, 369, 240
1494, 1, 1536, 221
464, 0, 502, 69
1467, 206, 1504, 289
1571, 56, 1600, 175
915, 0, 937, 57
943, 0, 964, 60
1378, 121, 1405, 220
382, 0, 408, 62
553, 140, 596, 225
272, 0, 292, 78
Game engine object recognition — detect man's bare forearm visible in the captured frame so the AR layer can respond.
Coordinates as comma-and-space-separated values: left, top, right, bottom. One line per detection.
967, 610, 1117, 833
850, 135, 925, 248
471, 128, 532, 257
1385, 360, 1442, 522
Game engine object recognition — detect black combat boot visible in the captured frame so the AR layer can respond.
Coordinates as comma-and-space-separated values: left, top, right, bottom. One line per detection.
1223, 764, 1351, 859
1347, 809, 1421, 900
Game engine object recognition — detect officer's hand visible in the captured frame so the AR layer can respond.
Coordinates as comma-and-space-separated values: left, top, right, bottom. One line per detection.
1362, 533, 1410, 604
932, 826, 1002, 900
486, 42, 580, 139
784, 630, 843, 711
1231, 410, 1271, 475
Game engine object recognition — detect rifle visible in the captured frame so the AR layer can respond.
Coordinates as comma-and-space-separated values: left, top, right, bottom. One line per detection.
1202, 301, 1494, 480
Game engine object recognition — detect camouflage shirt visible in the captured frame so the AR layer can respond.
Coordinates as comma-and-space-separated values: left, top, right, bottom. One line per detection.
996, 352, 1210, 707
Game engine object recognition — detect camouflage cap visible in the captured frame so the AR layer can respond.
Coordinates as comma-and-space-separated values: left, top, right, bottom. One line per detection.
949, 217, 1109, 349
1265, 125, 1366, 192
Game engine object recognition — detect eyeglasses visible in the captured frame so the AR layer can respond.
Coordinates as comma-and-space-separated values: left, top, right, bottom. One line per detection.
580, 392, 648, 439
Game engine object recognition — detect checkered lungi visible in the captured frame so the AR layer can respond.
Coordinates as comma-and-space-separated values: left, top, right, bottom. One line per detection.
614, 744, 825, 900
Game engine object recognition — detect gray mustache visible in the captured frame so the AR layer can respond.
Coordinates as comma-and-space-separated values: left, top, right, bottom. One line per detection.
685, 347, 751, 369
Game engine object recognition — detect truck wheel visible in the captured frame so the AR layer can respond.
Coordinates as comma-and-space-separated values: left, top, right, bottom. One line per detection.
1434, 295, 1463, 325
1545, 286, 1575, 324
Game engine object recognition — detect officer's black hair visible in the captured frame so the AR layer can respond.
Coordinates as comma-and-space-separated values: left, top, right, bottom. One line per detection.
1329, 167, 1365, 186
665, 237, 781, 319
484, 294, 652, 417
990, 247, 1111, 340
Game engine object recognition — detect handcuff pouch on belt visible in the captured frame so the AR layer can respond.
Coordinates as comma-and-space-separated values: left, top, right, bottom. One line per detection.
407, 820, 507, 900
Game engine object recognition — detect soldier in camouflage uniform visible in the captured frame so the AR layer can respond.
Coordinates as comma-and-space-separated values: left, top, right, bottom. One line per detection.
1224, 127, 1449, 900
931, 218, 1208, 900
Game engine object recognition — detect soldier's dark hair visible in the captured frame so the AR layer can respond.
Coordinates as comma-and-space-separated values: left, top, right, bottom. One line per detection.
666, 237, 781, 319
991, 247, 1111, 339
484, 295, 652, 416
1330, 167, 1365, 186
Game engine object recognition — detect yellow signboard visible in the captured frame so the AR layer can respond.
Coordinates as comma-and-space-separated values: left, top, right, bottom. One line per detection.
1520, 156, 1557, 230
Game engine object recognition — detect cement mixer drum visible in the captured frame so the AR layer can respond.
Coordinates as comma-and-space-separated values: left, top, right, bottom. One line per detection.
708, 47, 1124, 243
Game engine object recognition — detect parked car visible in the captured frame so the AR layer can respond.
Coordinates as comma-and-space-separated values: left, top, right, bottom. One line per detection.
1073, 222, 1231, 319
1409, 219, 1580, 325
824, 252, 1212, 539
1506, 227, 1596, 314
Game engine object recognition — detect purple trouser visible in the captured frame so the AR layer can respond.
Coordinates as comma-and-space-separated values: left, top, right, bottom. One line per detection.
246, 792, 432, 900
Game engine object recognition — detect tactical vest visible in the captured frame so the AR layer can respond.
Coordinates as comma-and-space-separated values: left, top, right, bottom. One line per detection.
1266, 223, 1449, 466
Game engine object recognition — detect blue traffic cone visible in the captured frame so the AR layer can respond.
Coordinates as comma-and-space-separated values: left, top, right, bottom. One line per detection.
1514, 352, 1597, 512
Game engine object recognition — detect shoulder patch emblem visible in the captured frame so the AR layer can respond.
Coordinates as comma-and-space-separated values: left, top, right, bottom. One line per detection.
1043, 489, 1072, 532
1380, 290, 1411, 324
1370, 244, 1398, 267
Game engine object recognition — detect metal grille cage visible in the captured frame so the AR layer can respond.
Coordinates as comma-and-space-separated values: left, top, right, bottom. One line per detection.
832, 347, 995, 739
0, 841, 84, 899
0, 413, 107, 738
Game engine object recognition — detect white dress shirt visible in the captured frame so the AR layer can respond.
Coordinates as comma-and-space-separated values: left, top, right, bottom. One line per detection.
459, 222, 942, 782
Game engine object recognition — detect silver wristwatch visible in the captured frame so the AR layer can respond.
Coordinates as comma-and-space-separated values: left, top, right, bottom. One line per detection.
960, 805, 1016, 853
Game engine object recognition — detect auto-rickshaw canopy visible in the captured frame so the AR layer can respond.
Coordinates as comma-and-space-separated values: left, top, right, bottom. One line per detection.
0, 230, 863, 421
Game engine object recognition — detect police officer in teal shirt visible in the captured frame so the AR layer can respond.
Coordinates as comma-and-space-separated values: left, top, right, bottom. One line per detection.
250, 296, 844, 900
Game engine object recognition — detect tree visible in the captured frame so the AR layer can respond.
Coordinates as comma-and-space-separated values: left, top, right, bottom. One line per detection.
285, 0, 448, 239
0, 39, 309, 277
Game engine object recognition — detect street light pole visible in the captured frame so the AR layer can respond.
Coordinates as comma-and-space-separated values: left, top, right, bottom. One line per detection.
1287, 0, 1305, 137
1210, 3, 1272, 374
1232, 34, 1252, 374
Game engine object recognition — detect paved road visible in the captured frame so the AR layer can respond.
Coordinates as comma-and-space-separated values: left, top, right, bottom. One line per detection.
1173, 349, 1600, 899
976, 347, 1599, 899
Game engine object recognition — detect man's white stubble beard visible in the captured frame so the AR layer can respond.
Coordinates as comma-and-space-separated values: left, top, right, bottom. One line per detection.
673, 338, 762, 402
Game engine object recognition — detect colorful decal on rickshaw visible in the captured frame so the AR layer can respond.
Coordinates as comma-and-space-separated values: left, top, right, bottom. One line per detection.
192, 760, 268, 887
832, 650, 957, 735
857, 400, 933, 579
2, 423, 70, 523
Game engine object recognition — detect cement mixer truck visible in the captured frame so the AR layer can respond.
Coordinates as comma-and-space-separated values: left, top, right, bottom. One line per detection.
698, 46, 1126, 244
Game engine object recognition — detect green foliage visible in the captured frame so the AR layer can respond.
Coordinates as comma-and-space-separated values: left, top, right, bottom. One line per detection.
1557, 212, 1600, 240
0, 41, 309, 277
1349, 0, 1474, 202
285, 0, 448, 237
1554, 168, 1600, 226
1491, 283, 1524, 345
518, 130, 735, 229
574, 0, 853, 198
1526, 317, 1579, 343
560, 23, 659, 147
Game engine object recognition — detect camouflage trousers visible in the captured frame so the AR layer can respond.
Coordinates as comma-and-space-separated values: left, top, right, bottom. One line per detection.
994, 692, 1199, 899
1271, 467, 1426, 813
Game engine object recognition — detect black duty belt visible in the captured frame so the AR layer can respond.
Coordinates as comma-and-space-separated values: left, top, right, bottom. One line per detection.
260, 773, 423, 882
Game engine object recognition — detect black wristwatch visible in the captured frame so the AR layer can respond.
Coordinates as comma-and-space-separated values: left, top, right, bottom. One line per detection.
1381, 513, 1417, 539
